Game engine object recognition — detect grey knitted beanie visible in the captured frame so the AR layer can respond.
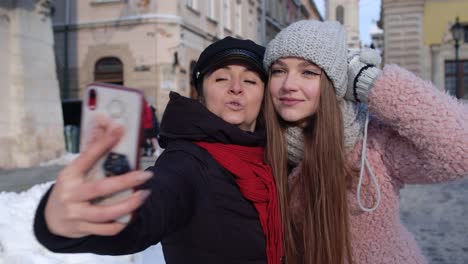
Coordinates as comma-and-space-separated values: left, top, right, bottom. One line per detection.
264, 20, 348, 99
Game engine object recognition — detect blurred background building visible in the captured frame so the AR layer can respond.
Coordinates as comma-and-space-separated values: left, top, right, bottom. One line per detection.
381, 0, 468, 100
370, 22, 383, 54
1, 0, 322, 168
0, 0, 65, 169
3, 0, 466, 169
325, 0, 360, 48
52, 0, 322, 121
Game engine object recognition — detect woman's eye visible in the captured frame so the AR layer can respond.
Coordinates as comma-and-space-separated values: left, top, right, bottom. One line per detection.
215, 78, 227, 82
303, 70, 320, 77
244, 80, 257, 85
271, 69, 284, 75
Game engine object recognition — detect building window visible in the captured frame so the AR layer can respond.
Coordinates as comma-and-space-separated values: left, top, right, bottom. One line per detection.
186, 0, 198, 11
464, 62, 468, 99
94, 57, 123, 85
207, 0, 216, 20
235, 1, 242, 35
445, 60, 468, 99
272, 0, 277, 20
464, 26, 468, 43
284, 2, 289, 24
336, 5, 344, 25
223, 0, 231, 30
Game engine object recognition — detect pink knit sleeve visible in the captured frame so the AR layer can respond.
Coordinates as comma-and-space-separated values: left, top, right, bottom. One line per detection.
368, 64, 468, 184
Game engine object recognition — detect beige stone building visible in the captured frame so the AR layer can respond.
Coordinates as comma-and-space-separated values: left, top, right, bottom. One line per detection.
264, 0, 322, 43
0, 0, 65, 169
381, 0, 468, 100
381, 0, 426, 78
53, 0, 322, 119
0, 0, 321, 168
302, 0, 324, 22
325, 0, 360, 48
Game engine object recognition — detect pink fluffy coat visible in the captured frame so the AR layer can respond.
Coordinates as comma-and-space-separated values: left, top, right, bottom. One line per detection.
288, 65, 468, 263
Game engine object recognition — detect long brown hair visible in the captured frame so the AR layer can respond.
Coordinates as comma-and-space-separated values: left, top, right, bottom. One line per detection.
265, 73, 353, 264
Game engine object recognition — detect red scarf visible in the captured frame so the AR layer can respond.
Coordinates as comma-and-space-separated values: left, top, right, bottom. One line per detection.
194, 142, 284, 264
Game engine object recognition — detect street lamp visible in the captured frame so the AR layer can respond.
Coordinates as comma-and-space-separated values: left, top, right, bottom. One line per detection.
450, 17, 463, 99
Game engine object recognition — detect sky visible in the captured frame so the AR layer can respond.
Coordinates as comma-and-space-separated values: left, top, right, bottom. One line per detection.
314, 0, 382, 46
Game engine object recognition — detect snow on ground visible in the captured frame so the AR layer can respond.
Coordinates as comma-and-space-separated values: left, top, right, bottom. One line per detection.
0, 182, 165, 264
39, 153, 79, 167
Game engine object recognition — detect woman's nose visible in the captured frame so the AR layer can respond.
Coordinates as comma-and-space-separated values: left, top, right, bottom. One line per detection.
281, 73, 298, 92
229, 79, 243, 95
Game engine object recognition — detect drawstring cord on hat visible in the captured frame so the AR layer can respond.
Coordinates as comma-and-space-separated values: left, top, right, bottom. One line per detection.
356, 111, 381, 212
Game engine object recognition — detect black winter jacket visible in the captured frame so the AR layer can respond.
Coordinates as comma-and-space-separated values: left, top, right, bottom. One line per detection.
34, 92, 267, 264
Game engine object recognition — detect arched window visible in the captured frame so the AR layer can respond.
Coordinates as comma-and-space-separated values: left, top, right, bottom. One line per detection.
336, 5, 344, 25
94, 57, 123, 85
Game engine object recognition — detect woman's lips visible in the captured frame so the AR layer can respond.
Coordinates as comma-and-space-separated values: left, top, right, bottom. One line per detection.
226, 101, 244, 111
279, 97, 303, 106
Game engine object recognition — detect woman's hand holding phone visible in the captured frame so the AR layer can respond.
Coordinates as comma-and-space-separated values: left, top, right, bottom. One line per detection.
44, 116, 153, 238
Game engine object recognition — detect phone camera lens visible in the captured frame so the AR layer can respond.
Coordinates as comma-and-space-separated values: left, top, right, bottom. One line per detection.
88, 89, 97, 110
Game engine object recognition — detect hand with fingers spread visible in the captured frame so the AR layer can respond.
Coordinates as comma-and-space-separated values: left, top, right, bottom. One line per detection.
44, 117, 153, 238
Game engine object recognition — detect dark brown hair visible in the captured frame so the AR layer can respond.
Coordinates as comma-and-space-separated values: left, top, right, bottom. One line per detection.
265, 73, 353, 264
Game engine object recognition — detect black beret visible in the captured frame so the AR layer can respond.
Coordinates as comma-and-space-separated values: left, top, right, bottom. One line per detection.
191, 36, 267, 94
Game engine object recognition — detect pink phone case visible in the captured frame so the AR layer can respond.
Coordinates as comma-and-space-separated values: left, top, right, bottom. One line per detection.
80, 83, 144, 223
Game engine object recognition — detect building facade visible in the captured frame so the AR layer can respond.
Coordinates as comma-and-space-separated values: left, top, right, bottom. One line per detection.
53, 0, 322, 119
264, 0, 322, 43
302, 0, 324, 22
382, 0, 468, 100
369, 23, 384, 54
0, 0, 65, 169
381, 0, 426, 78
423, 0, 468, 99
325, 0, 360, 48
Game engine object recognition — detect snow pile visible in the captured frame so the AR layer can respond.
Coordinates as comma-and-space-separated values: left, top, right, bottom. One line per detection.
0, 182, 165, 264
39, 153, 79, 167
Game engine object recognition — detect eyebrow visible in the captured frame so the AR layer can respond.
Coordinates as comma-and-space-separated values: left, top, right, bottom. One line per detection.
298, 61, 319, 69
272, 60, 286, 66
273, 60, 321, 71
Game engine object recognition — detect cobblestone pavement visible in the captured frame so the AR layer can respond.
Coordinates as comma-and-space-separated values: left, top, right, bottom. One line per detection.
400, 178, 468, 264
1, 159, 467, 263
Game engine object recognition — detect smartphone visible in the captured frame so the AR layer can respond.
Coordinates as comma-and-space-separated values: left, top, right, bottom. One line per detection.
80, 83, 145, 223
